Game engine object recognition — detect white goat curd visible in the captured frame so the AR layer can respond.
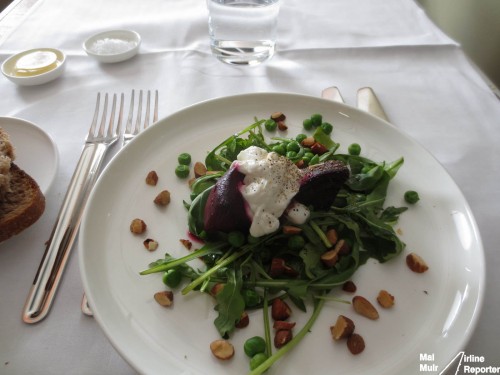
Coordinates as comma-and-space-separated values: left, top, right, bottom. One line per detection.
235, 146, 303, 237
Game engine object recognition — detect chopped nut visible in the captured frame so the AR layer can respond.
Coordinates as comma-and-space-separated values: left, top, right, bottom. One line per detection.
210, 339, 234, 360
273, 320, 296, 331
193, 162, 207, 178
210, 283, 225, 297
326, 228, 338, 245
352, 296, 379, 320
311, 142, 328, 155
330, 315, 355, 341
130, 218, 147, 234
342, 280, 357, 293
145, 170, 158, 186
269, 258, 286, 277
143, 238, 159, 251
235, 311, 249, 328
295, 159, 306, 169
274, 329, 293, 348
301, 136, 316, 148
377, 290, 395, 308
277, 121, 288, 131
282, 225, 302, 235
334, 239, 351, 255
154, 291, 173, 307
270, 112, 286, 122
406, 252, 429, 273
179, 238, 192, 250
271, 298, 292, 321
347, 333, 365, 355
154, 190, 171, 206
320, 249, 339, 268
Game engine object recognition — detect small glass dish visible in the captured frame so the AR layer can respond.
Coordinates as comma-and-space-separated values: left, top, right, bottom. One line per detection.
83, 30, 141, 63
1, 48, 66, 86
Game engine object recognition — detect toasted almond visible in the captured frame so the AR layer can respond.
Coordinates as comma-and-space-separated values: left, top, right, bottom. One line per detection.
377, 290, 395, 308
347, 333, 365, 355
342, 280, 357, 293
352, 296, 379, 320
210, 339, 234, 360
130, 218, 147, 234
271, 298, 292, 321
145, 170, 158, 186
235, 311, 249, 328
194, 161, 207, 178
301, 136, 316, 147
330, 315, 355, 341
179, 238, 192, 250
326, 228, 338, 245
274, 329, 293, 348
154, 291, 173, 307
143, 238, 159, 251
320, 249, 339, 268
406, 252, 429, 273
282, 225, 302, 235
154, 190, 171, 206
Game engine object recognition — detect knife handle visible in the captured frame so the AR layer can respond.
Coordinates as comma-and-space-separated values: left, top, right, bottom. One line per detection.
22, 143, 107, 324
357, 87, 390, 122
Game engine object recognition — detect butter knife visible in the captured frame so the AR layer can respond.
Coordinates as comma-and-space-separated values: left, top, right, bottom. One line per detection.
357, 87, 390, 122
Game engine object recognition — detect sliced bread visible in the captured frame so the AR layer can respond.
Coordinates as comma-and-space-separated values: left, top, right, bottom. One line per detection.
0, 163, 45, 242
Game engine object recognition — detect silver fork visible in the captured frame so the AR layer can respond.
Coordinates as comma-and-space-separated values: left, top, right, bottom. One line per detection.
123, 89, 159, 146
23, 93, 124, 324
81, 89, 159, 317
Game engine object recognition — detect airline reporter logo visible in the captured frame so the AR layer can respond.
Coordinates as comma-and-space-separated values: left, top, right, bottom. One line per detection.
419, 351, 500, 374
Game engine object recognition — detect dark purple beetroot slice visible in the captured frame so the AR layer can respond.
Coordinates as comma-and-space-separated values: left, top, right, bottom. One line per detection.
295, 160, 349, 210
203, 166, 251, 233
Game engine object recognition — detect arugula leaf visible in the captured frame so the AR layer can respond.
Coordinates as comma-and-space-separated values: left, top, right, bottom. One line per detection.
214, 268, 245, 338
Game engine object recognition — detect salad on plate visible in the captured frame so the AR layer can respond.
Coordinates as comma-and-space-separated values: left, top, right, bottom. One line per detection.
137, 111, 422, 374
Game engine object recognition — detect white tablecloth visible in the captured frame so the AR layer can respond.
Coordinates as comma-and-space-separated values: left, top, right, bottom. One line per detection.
1, 0, 499, 374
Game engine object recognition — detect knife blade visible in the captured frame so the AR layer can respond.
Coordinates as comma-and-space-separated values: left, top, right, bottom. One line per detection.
321, 86, 345, 103
357, 87, 390, 122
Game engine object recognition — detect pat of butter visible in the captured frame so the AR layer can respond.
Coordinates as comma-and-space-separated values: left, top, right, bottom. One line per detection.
14, 51, 58, 76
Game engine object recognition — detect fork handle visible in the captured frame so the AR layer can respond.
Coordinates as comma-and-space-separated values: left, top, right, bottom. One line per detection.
22, 142, 109, 324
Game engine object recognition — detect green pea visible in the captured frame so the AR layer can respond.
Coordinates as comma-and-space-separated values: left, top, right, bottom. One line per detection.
244, 336, 267, 357
228, 231, 246, 247
286, 141, 300, 153
177, 152, 191, 165
304, 151, 314, 160
295, 133, 307, 144
162, 269, 182, 288
309, 154, 320, 165
250, 353, 269, 370
242, 289, 261, 307
310, 113, 322, 127
272, 144, 286, 155
288, 235, 305, 250
175, 164, 190, 178
348, 143, 361, 156
303, 118, 313, 130
286, 151, 298, 159
320, 122, 333, 134
264, 119, 277, 132
404, 190, 420, 204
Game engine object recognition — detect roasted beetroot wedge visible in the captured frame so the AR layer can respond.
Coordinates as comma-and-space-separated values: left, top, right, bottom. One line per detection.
295, 160, 349, 209
204, 166, 251, 233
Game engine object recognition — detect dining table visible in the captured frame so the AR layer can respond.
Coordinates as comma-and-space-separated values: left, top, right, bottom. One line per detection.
1, 0, 500, 374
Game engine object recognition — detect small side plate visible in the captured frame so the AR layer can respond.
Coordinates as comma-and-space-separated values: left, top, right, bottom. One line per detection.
0, 116, 59, 194
1, 48, 66, 86
83, 30, 141, 63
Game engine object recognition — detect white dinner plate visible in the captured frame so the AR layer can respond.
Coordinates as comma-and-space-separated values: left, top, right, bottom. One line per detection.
0, 117, 58, 194
79, 93, 484, 375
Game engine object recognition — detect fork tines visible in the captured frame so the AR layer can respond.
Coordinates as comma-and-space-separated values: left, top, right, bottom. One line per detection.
123, 89, 159, 146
